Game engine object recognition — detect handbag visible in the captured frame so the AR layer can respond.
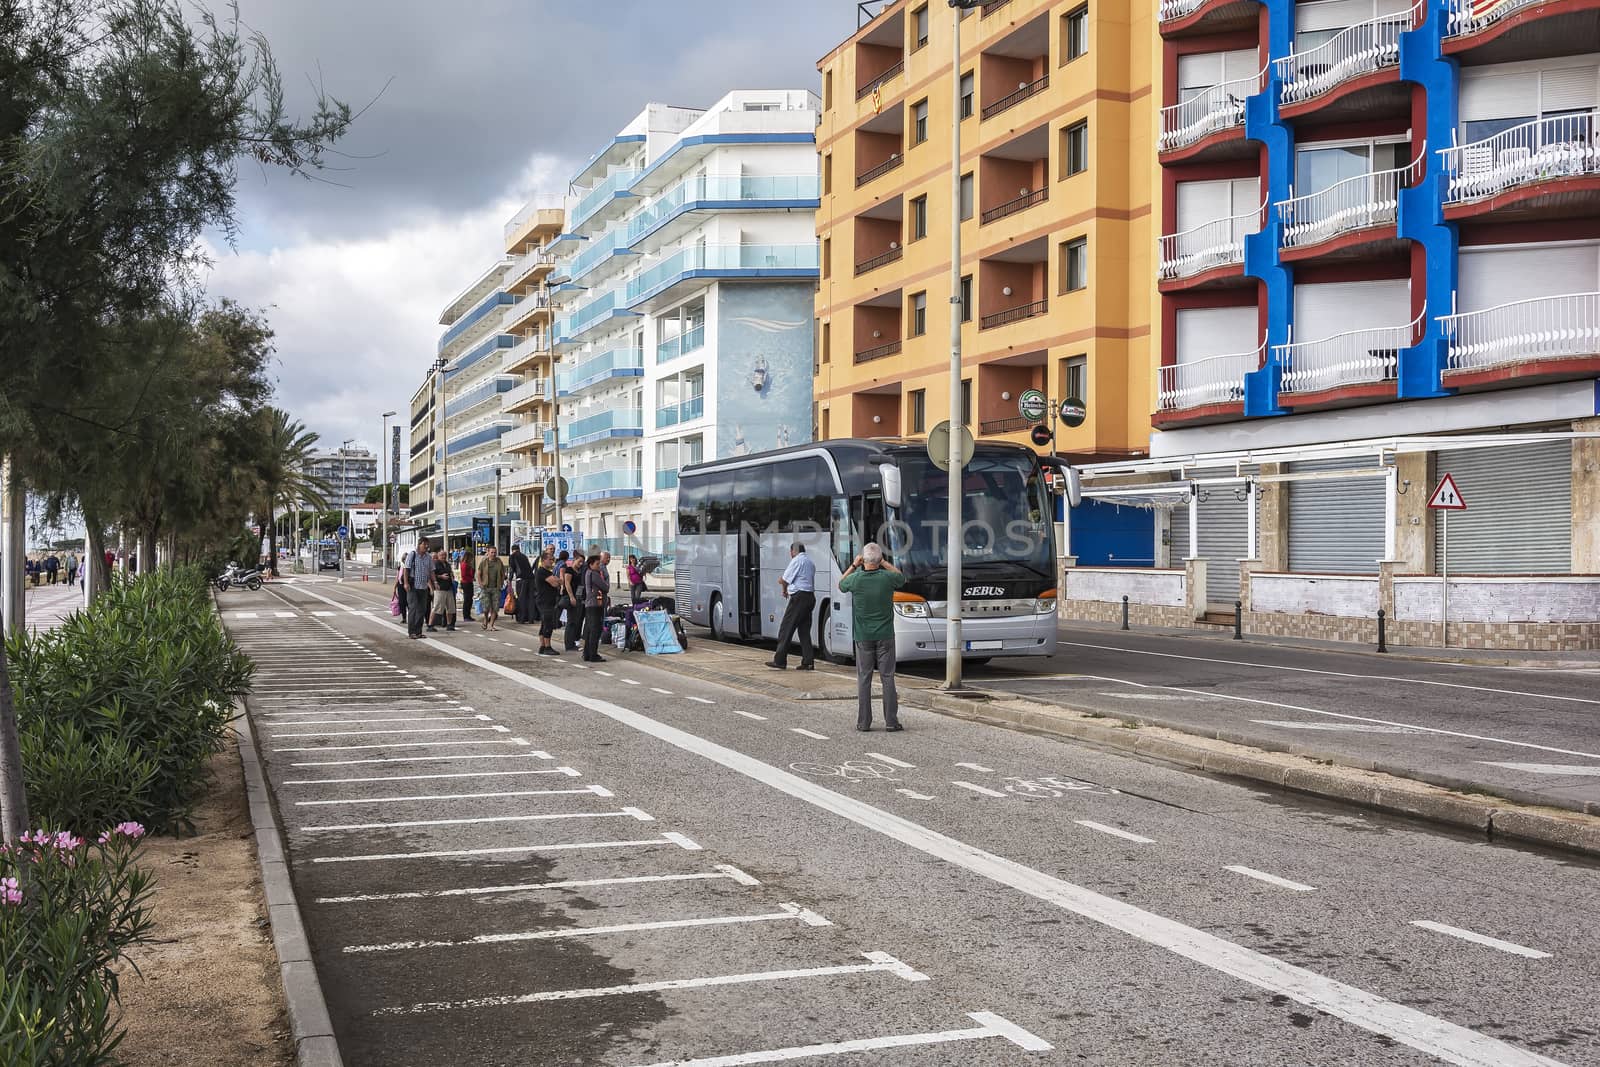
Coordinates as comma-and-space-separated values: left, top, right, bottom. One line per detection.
389, 591, 401, 617
503, 587, 516, 613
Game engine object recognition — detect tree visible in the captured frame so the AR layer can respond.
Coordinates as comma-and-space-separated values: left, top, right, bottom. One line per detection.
365, 483, 410, 506
252, 409, 330, 576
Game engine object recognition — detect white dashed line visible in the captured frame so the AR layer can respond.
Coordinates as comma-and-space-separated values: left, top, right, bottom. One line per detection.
1075, 820, 1153, 844
622, 678, 641, 686
791, 728, 830, 740
954, 762, 995, 772
951, 781, 1006, 798
650, 687, 674, 695
687, 696, 715, 705
1410, 921, 1551, 959
732, 710, 768, 721
1224, 866, 1316, 892
866, 752, 915, 769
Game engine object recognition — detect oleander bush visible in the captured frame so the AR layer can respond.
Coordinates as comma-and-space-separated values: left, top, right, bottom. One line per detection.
6, 567, 254, 834
0, 825, 156, 1067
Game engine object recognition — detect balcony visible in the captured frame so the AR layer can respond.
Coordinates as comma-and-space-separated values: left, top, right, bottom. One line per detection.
443, 421, 513, 459
446, 334, 516, 380
1158, 0, 1261, 37
500, 377, 552, 414
856, 152, 904, 188
571, 168, 640, 232
981, 75, 1049, 122
1157, 345, 1259, 412
855, 245, 904, 276
1445, 0, 1546, 37
567, 468, 644, 503
1159, 77, 1252, 157
557, 288, 629, 346
979, 416, 1032, 435
656, 469, 680, 491
568, 228, 632, 286
501, 421, 552, 455
625, 244, 819, 308
980, 187, 1048, 225
499, 465, 555, 493
560, 409, 644, 449
657, 324, 706, 364
557, 347, 644, 397
1278, 153, 1421, 256
1440, 292, 1600, 381
446, 375, 517, 421
854, 339, 902, 364
502, 334, 551, 375
1440, 113, 1600, 213
1275, 9, 1413, 112
656, 394, 705, 428
1275, 312, 1421, 395
628, 175, 821, 248
504, 246, 553, 291
501, 291, 552, 332
856, 60, 904, 102
980, 299, 1048, 330
438, 292, 515, 358
1158, 209, 1255, 285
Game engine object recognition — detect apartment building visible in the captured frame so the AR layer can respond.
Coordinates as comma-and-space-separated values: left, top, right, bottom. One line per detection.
544, 90, 821, 550
1071, 0, 1600, 650
814, 0, 1156, 460
303, 446, 377, 510
498, 196, 566, 526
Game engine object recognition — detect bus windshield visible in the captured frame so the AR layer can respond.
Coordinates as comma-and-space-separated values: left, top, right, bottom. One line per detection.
891, 452, 1054, 581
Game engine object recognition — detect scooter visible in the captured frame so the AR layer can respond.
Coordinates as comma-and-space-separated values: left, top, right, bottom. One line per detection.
214, 562, 263, 592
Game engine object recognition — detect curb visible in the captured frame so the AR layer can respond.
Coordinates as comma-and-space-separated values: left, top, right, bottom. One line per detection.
234, 702, 344, 1067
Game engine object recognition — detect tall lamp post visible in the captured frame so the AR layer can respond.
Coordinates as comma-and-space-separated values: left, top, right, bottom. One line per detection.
433, 356, 450, 554
944, 0, 983, 692
380, 410, 397, 583
340, 438, 354, 574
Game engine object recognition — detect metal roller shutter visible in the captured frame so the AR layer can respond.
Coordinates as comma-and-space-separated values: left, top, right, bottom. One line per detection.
1288, 458, 1386, 574
1433, 441, 1572, 574
1171, 468, 1252, 608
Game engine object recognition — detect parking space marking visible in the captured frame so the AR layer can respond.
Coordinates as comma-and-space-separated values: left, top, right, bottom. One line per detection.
314, 864, 763, 905
284, 767, 575, 787
1224, 866, 1316, 892
373, 951, 930, 1016
1076, 820, 1153, 844
791, 728, 830, 740
1410, 921, 1551, 959
289, 751, 551, 769
272, 739, 526, 754
345, 902, 834, 954
952, 781, 1006, 798
262, 715, 489, 727
313, 834, 702, 864
300, 807, 654, 833
268, 725, 507, 739
625, 1011, 1053, 1065
294, 784, 610, 806
865, 753, 915, 769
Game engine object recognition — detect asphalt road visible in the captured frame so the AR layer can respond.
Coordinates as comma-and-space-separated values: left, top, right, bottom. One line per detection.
221, 578, 1600, 1066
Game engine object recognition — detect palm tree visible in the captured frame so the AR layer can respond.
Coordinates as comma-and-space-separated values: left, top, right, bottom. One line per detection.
255, 408, 330, 576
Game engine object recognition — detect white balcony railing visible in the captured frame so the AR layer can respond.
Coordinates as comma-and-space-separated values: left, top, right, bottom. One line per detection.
502, 334, 550, 373
1158, 0, 1208, 22
1159, 75, 1254, 153
1158, 205, 1259, 281
1440, 292, 1600, 374
1158, 343, 1261, 411
500, 378, 552, 411
1439, 112, 1600, 204
499, 465, 555, 493
500, 421, 552, 452
1446, 0, 1539, 36
1275, 310, 1422, 393
1278, 151, 1422, 249
1275, 6, 1417, 107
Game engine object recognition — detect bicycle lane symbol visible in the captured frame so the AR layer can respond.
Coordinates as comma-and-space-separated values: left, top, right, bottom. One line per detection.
789, 760, 903, 783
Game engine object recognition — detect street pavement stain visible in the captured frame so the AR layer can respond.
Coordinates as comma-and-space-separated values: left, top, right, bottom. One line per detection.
294, 829, 673, 1067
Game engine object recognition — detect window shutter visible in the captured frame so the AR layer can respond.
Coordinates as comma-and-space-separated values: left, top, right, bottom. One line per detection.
1459, 70, 1539, 123
1539, 65, 1599, 113
1293, 279, 1409, 343
1457, 243, 1600, 314
1176, 307, 1258, 364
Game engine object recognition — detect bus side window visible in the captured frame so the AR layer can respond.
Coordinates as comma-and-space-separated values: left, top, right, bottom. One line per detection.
830, 496, 853, 571
678, 477, 704, 535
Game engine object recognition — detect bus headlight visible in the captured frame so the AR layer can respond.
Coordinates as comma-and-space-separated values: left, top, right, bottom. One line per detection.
894, 601, 930, 619
1034, 590, 1058, 614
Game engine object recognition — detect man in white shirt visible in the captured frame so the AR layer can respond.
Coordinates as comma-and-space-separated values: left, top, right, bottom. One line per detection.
767, 542, 817, 671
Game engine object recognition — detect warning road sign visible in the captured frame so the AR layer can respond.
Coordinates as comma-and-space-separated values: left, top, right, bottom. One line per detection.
1427, 474, 1467, 511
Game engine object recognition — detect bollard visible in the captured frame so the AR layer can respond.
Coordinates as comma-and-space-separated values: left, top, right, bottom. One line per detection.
1377, 608, 1388, 653
1121, 594, 1130, 631
1233, 600, 1243, 641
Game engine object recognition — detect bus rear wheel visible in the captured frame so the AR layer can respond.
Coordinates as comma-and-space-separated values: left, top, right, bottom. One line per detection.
709, 594, 732, 643
818, 603, 850, 664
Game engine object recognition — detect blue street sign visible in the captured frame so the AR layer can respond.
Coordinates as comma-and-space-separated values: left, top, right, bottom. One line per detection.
336, 525, 349, 539
561, 523, 573, 533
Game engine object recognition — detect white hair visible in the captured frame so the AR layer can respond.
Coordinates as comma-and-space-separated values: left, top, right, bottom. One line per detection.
862, 542, 884, 565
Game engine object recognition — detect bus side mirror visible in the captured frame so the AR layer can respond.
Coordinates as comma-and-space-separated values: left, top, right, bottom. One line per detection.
1064, 466, 1082, 509
879, 464, 902, 510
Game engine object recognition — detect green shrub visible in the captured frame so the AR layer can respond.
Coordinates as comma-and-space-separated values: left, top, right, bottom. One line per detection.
7, 567, 253, 834
0, 825, 155, 1067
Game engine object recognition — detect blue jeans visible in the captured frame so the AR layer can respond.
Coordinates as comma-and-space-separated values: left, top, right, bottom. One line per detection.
854, 639, 898, 729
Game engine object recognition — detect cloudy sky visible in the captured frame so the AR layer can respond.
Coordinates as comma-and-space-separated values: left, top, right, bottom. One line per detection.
203, 0, 856, 463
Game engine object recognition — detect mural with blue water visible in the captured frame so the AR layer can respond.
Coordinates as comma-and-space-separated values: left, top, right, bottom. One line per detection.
714, 284, 815, 458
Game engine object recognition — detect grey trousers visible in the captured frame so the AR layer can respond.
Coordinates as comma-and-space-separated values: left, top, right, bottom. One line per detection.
854, 638, 898, 729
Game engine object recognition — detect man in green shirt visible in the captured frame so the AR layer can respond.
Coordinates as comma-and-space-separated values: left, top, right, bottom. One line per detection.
838, 542, 906, 732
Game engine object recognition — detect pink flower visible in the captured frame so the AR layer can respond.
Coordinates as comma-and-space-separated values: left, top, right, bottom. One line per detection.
0, 877, 19, 906
112, 822, 145, 840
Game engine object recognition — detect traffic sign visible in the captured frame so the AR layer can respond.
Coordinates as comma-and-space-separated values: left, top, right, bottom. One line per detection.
928, 420, 975, 472
561, 523, 573, 533
1018, 389, 1047, 423
1059, 396, 1087, 428
335, 525, 348, 539
1427, 474, 1467, 511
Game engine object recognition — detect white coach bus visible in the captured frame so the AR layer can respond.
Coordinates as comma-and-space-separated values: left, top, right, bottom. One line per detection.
673, 438, 1062, 663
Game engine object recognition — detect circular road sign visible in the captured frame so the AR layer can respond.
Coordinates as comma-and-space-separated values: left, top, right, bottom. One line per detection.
335, 525, 349, 539
928, 420, 976, 473
545, 476, 570, 506
1018, 389, 1048, 423
1059, 396, 1087, 428
561, 523, 573, 533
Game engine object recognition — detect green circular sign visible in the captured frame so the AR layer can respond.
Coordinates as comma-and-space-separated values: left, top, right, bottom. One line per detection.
1018, 389, 1048, 423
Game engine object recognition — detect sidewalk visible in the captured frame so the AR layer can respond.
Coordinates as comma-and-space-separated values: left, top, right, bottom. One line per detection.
642, 633, 1600, 858
21, 580, 82, 633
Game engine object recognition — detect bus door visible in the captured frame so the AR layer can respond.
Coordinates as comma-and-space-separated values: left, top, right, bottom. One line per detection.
737, 535, 760, 639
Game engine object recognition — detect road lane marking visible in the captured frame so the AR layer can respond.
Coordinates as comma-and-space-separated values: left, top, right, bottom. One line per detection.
373, 951, 929, 1016
791, 728, 830, 740
345, 902, 833, 954
866, 752, 916, 768
301, 808, 652, 833
733, 711, 768, 721
595, 670, 614, 676
314, 864, 762, 905
1253, 719, 1419, 735
1480, 762, 1600, 777
896, 789, 937, 800
294, 785, 610, 806
624, 1011, 1052, 1065
268, 725, 507, 739
261, 716, 488, 727
1075, 820, 1153, 844
952, 781, 1006, 798
1225, 866, 1315, 892
284, 767, 576, 786
1410, 921, 1551, 959
272, 739, 525, 753
651, 687, 674, 695
314, 835, 702, 864
688, 696, 715, 705
296, 582, 1569, 1066
622, 678, 641, 686
662, 832, 703, 851
955, 762, 995, 772
289, 752, 554, 768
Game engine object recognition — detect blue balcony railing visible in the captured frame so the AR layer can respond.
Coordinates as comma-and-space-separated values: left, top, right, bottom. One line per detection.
557, 288, 624, 343
656, 469, 680, 491
568, 227, 632, 284
554, 409, 644, 449
557, 348, 645, 396
445, 375, 517, 419
656, 324, 706, 364
446, 334, 516, 379
568, 468, 644, 502
571, 168, 641, 230
627, 175, 821, 247
626, 244, 819, 306
655, 394, 705, 428
440, 421, 512, 459
438, 292, 515, 355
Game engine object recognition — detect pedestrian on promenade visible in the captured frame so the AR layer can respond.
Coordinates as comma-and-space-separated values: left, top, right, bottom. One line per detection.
509, 545, 535, 625
478, 545, 506, 631
838, 542, 905, 732
66, 552, 78, 585
767, 542, 817, 671
561, 551, 584, 651
403, 537, 434, 639
429, 548, 457, 632
626, 555, 645, 603
581, 554, 610, 662
535, 547, 562, 656
459, 548, 475, 622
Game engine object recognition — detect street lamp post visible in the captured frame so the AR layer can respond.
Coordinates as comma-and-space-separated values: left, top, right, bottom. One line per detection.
340, 438, 354, 574
433, 357, 450, 554
493, 467, 503, 555
380, 410, 397, 583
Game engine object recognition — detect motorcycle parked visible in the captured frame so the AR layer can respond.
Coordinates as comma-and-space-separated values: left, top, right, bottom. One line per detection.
214, 562, 263, 592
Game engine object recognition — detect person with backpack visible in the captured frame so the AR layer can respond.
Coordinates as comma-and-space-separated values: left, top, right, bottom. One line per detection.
509, 544, 535, 625
402, 537, 434, 639
560, 551, 584, 651
429, 548, 457, 631
580, 554, 610, 663
534, 546, 562, 656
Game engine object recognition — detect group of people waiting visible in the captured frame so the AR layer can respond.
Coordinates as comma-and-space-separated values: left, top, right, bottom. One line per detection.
398, 538, 649, 663
22, 552, 78, 586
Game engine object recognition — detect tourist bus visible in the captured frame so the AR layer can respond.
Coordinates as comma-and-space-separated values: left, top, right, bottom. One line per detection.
674, 438, 1065, 663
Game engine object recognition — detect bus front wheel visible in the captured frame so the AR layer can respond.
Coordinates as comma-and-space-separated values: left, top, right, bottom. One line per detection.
709, 594, 732, 643
818, 603, 851, 664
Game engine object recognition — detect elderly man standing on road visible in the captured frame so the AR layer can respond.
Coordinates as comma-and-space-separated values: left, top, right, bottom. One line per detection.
837, 542, 905, 732
767, 542, 816, 672
403, 537, 435, 640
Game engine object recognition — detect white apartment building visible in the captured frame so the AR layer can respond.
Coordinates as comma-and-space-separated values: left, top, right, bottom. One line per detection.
544, 89, 822, 552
